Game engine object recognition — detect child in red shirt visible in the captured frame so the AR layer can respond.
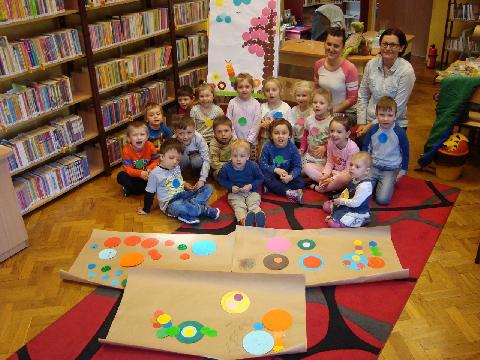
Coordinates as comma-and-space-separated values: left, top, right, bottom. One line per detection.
116, 121, 159, 196
177, 85, 195, 115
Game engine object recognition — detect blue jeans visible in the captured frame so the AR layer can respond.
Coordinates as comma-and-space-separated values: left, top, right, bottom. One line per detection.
263, 172, 305, 196
371, 166, 398, 205
166, 184, 212, 219
179, 151, 203, 173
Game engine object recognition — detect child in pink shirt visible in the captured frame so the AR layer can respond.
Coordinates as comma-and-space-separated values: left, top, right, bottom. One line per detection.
306, 114, 359, 192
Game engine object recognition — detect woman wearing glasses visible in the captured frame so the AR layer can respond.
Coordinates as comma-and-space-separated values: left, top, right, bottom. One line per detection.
314, 27, 359, 116
356, 28, 415, 136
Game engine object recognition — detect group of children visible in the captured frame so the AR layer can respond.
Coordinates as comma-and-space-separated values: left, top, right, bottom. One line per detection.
117, 73, 409, 228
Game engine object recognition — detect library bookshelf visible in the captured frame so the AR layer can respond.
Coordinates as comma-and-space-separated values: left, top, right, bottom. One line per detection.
0, 0, 209, 216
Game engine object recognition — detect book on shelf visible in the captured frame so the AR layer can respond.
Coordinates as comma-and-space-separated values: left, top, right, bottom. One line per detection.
95, 45, 171, 91
1, 114, 87, 173
85, 0, 130, 7
0, 29, 83, 77
107, 130, 128, 164
173, 0, 208, 26
89, 8, 168, 51
179, 65, 208, 88
100, 80, 169, 129
187, 32, 208, 58
449, 3, 479, 21
13, 151, 91, 213
0, 75, 73, 128
0, 0, 65, 24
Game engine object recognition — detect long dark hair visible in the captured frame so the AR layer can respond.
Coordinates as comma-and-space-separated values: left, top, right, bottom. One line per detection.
380, 28, 407, 57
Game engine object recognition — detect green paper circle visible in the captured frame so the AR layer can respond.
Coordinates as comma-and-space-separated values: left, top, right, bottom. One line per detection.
176, 321, 205, 344
274, 155, 284, 165
297, 239, 316, 250
156, 327, 169, 339
238, 117, 247, 126
177, 244, 187, 251
101, 265, 111, 272
121, 278, 127, 288
166, 325, 180, 336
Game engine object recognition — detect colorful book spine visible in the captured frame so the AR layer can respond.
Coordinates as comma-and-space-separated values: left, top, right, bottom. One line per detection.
13, 151, 90, 213
106, 130, 128, 164
89, 8, 168, 51
179, 65, 208, 88
173, 0, 208, 27
0, 75, 73, 128
0, 0, 65, 24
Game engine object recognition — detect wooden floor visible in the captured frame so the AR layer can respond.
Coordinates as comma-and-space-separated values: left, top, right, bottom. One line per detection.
0, 58, 479, 360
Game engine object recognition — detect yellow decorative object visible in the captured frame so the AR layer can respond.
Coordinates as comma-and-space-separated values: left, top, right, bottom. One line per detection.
441, 133, 469, 153
340, 188, 349, 199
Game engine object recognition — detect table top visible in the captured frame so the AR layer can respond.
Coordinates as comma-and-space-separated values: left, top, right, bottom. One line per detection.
280, 31, 415, 60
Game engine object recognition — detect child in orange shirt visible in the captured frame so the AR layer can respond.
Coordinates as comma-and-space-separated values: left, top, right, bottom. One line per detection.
116, 121, 159, 196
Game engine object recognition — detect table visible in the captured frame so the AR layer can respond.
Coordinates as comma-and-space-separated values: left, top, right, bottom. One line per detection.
0, 145, 28, 262
279, 31, 415, 80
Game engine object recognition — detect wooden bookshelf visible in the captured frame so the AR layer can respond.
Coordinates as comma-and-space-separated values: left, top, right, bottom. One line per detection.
93, 29, 170, 54
178, 53, 208, 67
176, 18, 207, 30
86, 0, 140, 11
0, 10, 79, 30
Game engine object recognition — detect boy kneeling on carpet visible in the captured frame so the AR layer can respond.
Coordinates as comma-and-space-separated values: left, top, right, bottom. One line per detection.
137, 138, 220, 224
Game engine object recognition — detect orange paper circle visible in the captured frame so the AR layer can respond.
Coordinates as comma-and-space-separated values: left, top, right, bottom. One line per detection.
141, 238, 159, 248
262, 310, 293, 331
368, 257, 385, 268
104, 237, 121, 248
119, 252, 144, 267
303, 256, 322, 268
164, 240, 175, 246
180, 253, 190, 260
124, 236, 141, 246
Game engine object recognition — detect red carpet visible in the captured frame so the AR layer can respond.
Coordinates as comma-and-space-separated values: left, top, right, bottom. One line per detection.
9, 176, 459, 360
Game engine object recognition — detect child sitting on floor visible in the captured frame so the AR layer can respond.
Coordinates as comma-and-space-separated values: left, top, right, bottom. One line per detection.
176, 85, 195, 115
174, 116, 210, 190
190, 83, 224, 144
144, 102, 172, 151
307, 114, 359, 193
259, 118, 305, 204
323, 151, 372, 228
209, 116, 235, 180
218, 139, 265, 227
362, 96, 409, 205
137, 138, 220, 224
288, 80, 314, 148
116, 121, 159, 196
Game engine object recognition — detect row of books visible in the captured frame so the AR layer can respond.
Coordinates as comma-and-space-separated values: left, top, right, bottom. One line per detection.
2, 114, 87, 173
173, 0, 208, 27
0, 29, 82, 78
446, 35, 480, 54
179, 65, 208, 88
84, 0, 127, 7
101, 80, 169, 129
106, 130, 128, 164
0, 0, 65, 24
95, 46, 171, 91
450, 3, 479, 21
14, 152, 91, 214
88, 8, 169, 51
176, 32, 208, 63
0, 76, 73, 128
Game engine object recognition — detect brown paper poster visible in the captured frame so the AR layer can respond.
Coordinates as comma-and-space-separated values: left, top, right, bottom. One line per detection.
60, 229, 235, 289
101, 269, 307, 359
232, 226, 409, 286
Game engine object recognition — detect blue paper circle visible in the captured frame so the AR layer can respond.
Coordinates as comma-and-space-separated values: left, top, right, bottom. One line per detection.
111, 279, 119, 287
273, 111, 283, 119
101, 274, 109, 281
172, 178, 181, 188
242, 330, 274, 355
216, 15, 223, 23
91, 243, 98, 249
253, 322, 264, 330
192, 240, 217, 256
341, 252, 368, 270
225, 16, 231, 23
87, 263, 96, 269
114, 270, 123, 276
369, 241, 377, 247
378, 133, 388, 143
87, 271, 96, 279
98, 248, 117, 260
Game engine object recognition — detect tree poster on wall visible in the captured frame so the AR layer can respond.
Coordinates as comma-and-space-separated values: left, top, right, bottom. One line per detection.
207, 0, 281, 97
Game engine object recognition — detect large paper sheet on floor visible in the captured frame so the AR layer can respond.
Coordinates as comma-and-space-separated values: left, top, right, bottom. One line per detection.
207, 0, 281, 97
60, 229, 235, 289
101, 268, 306, 359
232, 226, 409, 286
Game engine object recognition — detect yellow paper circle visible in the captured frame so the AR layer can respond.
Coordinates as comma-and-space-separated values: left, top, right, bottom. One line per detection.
204, 118, 214, 127
354, 250, 364, 255
353, 240, 363, 246
352, 255, 361, 261
221, 290, 250, 314
157, 313, 171, 324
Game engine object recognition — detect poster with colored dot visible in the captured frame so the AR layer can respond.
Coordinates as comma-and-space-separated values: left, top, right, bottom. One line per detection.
207, 0, 281, 97
101, 268, 306, 359
60, 229, 235, 289
232, 226, 409, 287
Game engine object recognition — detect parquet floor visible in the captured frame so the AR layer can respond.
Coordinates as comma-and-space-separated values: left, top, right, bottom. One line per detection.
0, 59, 479, 360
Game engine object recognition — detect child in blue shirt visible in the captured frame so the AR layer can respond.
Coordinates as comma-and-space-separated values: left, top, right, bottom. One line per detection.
218, 139, 265, 227
137, 138, 219, 224
259, 118, 305, 204
362, 96, 409, 205
145, 102, 172, 151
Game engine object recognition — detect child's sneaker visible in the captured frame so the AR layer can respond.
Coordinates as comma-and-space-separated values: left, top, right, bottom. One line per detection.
254, 211, 266, 227
286, 189, 304, 204
244, 211, 255, 226
178, 215, 200, 224
205, 207, 220, 220
327, 218, 346, 228
122, 187, 129, 197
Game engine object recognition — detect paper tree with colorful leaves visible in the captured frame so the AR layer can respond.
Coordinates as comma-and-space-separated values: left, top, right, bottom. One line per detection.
241, 0, 277, 80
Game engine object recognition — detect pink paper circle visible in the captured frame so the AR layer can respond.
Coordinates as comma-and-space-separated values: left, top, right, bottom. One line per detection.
311, 127, 319, 136
262, 8, 270, 17
256, 48, 265, 57
266, 237, 291, 252
268, 1, 276, 10
242, 32, 250, 41
296, 118, 305, 126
